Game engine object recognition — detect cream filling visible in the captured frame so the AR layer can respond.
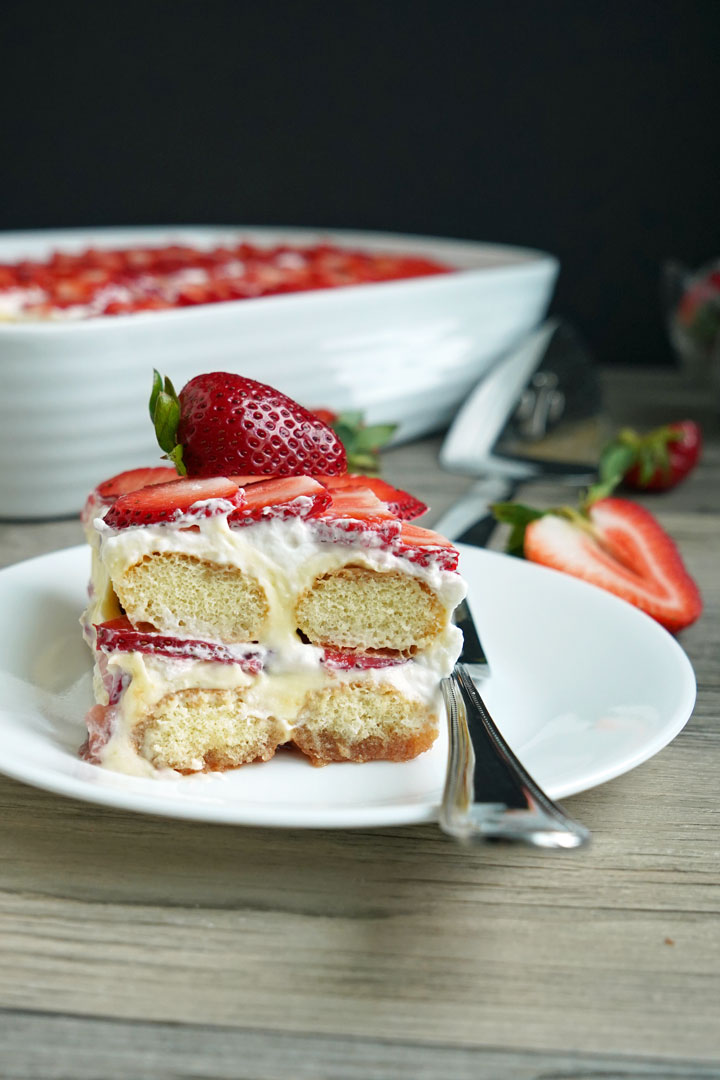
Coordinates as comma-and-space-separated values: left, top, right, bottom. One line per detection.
84, 509, 465, 776
89, 513, 466, 650
93, 645, 452, 777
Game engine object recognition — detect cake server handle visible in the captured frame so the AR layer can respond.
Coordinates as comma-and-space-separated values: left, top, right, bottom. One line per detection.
439, 664, 590, 848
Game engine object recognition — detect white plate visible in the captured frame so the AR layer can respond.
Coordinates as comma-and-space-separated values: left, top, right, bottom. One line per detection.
0, 544, 696, 828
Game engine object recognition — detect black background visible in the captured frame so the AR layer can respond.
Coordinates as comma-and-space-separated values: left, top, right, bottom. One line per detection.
1, 1, 718, 366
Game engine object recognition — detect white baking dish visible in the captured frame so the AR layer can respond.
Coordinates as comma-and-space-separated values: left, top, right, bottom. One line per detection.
0, 226, 558, 518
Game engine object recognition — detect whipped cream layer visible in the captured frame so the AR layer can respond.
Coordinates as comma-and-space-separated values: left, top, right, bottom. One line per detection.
87, 513, 466, 654
91, 648, 448, 777
83, 502, 466, 777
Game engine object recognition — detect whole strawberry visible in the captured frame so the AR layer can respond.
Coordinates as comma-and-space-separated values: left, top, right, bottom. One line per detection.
598, 421, 702, 494
150, 371, 346, 477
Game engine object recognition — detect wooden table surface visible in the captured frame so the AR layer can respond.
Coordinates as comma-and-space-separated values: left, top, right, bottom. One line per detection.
0, 369, 718, 1080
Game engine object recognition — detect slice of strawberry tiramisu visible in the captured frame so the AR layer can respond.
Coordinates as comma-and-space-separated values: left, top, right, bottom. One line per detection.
81, 373, 466, 776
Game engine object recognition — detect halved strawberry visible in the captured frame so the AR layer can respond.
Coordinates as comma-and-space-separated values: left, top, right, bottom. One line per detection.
319, 474, 427, 520
103, 476, 244, 529
230, 475, 331, 523
95, 466, 177, 500
395, 523, 459, 571
523, 498, 702, 633
321, 648, 408, 671
95, 616, 262, 671
316, 488, 402, 542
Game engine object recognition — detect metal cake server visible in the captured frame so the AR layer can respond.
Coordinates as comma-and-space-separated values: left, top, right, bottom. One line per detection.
433, 319, 607, 544
439, 599, 591, 848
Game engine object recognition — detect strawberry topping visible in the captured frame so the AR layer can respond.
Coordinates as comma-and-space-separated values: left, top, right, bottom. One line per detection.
95, 617, 263, 671
321, 648, 408, 671
0, 241, 450, 320
227, 474, 276, 487
394, 523, 460, 571
103, 476, 244, 529
315, 488, 403, 543
95, 466, 177, 500
229, 475, 331, 523
150, 371, 346, 478
319, 474, 427, 520
83, 466, 177, 524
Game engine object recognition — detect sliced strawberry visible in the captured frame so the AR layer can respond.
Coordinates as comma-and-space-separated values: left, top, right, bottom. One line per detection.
95, 466, 177, 500
230, 475, 331, 523
103, 476, 244, 529
524, 497, 702, 633
315, 488, 402, 542
80, 703, 114, 763
395, 523, 459, 571
95, 617, 263, 671
319, 474, 427, 520
227, 474, 276, 487
321, 648, 408, 671
83, 466, 178, 525
96, 651, 130, 704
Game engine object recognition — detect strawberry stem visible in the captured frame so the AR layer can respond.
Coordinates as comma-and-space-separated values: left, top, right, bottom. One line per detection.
149, 369, 186, 476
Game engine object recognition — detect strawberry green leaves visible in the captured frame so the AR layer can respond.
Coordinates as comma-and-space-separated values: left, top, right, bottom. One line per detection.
492, 502, 593, 557
149, 370, 185, 475
491, 502, 547, 557
318, 410, 397, 475
584, 421, 702, 503
583, 438, 637, 508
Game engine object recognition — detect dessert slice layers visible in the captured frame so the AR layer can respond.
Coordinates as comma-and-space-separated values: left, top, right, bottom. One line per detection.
81, 470, 465, 777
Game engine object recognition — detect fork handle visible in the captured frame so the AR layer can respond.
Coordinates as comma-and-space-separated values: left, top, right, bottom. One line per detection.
439, 664, 590, 848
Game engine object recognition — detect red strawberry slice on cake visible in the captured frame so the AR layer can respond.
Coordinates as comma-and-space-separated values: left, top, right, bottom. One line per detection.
83, 466, 178, 524
522, 498, 702, 633
95, 466, 177, 500
103, 476, 245, 529
395, 523, 459, 571
94, 617, 263, 671
229, 475, 331, 522
321, 648, 408, 671
318, 474, 427, 520
317, 487, 403, 542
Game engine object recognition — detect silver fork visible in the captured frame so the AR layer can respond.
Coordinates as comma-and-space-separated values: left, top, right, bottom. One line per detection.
439, 599, 591, 848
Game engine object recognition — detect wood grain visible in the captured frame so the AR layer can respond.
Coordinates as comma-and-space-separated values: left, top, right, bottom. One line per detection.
0, 368, 719, 1076
1, 1010, 719, 1080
